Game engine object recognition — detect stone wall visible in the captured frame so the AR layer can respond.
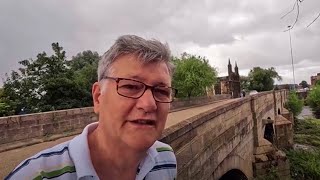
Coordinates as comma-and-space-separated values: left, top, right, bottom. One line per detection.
160, 90, 291, 179
0, 107, 97, 145
170, 94, 230, 110
160, 97, 254, 179
0, 94, 230, 145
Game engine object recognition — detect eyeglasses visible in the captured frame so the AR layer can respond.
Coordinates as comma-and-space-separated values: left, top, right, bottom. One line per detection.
103, 76, 177, 103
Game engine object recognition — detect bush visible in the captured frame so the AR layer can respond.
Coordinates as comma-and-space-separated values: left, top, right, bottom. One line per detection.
294, 118, 320, 147
307, 85, 320, 118
287, 149, 320, 180
285, 91, 303, 117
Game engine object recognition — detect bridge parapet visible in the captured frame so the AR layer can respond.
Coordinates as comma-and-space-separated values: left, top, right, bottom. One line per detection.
161, 90, 293, 179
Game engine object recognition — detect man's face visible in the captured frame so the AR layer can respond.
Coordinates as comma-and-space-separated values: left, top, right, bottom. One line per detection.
92, 54, 171, 151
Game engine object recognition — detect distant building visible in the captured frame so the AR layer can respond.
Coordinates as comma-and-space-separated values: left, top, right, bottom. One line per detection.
274, 84, 298, 90
311, 73, 320, 86
215, 59, 241, 98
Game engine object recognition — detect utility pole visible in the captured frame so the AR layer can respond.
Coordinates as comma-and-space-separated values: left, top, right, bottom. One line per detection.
288, 25, 296, 90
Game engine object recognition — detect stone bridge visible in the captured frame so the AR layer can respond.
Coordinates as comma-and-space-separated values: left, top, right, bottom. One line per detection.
160, 90, 292, 179
0, 90, 293, 179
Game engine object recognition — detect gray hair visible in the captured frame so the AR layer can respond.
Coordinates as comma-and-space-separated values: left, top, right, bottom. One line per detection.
98, 35, 174, 81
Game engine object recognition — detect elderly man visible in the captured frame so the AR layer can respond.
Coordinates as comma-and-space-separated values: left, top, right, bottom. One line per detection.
6, 35, 177, 180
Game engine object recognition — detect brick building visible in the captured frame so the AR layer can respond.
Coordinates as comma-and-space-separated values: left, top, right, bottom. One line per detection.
311, 73, 320, 86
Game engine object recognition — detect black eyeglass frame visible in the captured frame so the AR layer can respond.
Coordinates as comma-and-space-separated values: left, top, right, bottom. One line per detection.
103, 76, 178, 103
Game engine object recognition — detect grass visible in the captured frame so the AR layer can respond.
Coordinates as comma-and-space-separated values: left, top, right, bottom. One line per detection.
287, 149, 320, 180
294, 118, 320, 148
287, 118, 320, 179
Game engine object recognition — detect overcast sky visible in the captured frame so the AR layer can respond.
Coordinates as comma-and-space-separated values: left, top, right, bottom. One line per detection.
1, 0, 320, 87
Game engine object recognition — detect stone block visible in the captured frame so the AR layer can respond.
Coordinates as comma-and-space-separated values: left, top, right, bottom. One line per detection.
210, 134, 224, 153
7, 116, 21, 129
170, 128, 196, 151
38, 113, 54, 124
7, 127, 30, 141
59, 121, 71, 131
188, 158, 201, 177
201, 156, 214, 180
177, 167, 190, 180
224, 126, 236, 142
0, 120, 8, 131
53, 110, 67, 118
190, 136, 203, 157
20, 119, 37, 127
255, 154, 268, 162
42, 124, 55, 135
28, 130, 41, 138
0, 130, 6, 141
31, 125, 42, 133
199, 146, 213, 166
176, 144, 193, 169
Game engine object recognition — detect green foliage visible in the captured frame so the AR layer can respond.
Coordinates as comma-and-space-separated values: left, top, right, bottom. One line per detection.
172, 53, 217, 98
247, 67, 282, 92
287, 118, 320, 179
287, 149, 320, 180
0, 88, 13, 116
294, 118, 320, 147
299, 80, 309, 88
240, 76, 249, 91
307, 85, 320, 118
69, 51, 99, 107
1, 43, 100, 116
285, 91, 303, 117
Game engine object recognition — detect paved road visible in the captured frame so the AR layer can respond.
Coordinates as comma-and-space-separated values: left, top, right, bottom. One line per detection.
0, 99, 235, 178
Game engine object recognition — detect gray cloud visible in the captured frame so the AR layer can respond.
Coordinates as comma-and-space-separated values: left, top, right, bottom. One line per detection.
1, 0, 320, 86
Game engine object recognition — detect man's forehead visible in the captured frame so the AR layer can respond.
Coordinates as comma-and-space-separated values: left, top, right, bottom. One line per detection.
110, 61, 171, 85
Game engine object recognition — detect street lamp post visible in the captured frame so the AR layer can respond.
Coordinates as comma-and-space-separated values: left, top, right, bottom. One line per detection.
288, 25, 296, 90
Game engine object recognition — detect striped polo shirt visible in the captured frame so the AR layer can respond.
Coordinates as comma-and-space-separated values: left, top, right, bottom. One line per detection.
5, 122, 177, 180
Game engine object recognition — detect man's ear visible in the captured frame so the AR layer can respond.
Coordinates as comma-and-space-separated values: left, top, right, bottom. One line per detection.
92, 82, 101, 114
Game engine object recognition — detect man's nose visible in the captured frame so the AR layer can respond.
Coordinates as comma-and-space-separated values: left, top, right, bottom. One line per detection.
136, 88, 157, 112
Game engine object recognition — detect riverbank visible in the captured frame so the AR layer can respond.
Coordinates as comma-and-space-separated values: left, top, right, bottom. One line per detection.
287, 118, 320, 179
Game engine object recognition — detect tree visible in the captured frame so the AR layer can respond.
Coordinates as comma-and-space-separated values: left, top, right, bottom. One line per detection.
0, 88, 13, 116
285, 91, 303, 117
172, 53, 217, 98
2, 43, 99, 114
299, 80, 309, 88
247, 67, 282, 92
69, 50, 100, 107
307, 84, 320, 118
240, 76, 249, 91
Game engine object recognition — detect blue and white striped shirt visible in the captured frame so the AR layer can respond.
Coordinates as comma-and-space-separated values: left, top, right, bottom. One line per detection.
5, 122, 177, 180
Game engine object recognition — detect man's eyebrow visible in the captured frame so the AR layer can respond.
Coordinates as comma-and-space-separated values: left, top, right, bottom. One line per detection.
128, 75, 170, 86
154, 82, 170, 87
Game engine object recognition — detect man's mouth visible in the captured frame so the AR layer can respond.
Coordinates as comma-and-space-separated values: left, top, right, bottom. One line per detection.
129, 119, 156, 126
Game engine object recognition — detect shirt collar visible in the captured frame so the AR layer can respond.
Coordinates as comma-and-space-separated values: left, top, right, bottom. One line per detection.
69, 122, 99, 179
69, 122, 160, 180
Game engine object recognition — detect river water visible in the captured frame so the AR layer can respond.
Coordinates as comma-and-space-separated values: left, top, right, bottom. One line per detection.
297, 106, 314, 119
